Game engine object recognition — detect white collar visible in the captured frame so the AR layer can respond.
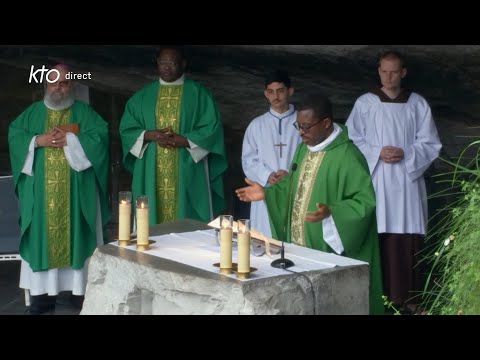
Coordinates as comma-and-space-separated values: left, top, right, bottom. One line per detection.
269, 104, 295, 118
307, 123, 342, 152
159, 74, 185, 85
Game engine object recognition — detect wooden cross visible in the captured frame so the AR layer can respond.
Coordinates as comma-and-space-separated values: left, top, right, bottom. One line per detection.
274, 142, 287, 158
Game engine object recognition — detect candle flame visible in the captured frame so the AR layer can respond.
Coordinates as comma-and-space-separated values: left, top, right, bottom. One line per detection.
120, 200, 127, 205
141, 202, 145, 209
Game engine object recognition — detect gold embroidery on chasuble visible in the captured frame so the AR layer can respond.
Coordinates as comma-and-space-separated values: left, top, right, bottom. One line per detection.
155, 85, 182, 223
45, 109, 71, 268
290, 151, 325, 247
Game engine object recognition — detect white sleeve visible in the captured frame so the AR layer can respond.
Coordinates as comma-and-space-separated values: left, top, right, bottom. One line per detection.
130, 130, 149, 159
322, 215, 344, 255
345, 101, 382, 175
186, 139, 210, 163
404, 99, 442, 181
21, 137, 37, 176
64, 133, 92, 172
241, 123, 271, 186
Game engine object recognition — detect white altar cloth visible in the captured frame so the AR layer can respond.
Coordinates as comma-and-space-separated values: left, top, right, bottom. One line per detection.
110, 229, 365, 281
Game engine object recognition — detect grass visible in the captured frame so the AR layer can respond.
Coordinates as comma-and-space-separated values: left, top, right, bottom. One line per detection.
421, 141, 480, 315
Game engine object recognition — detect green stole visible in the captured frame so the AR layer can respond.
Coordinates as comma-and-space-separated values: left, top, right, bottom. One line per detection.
155, 85, 182, 222
45, 109, 71, 268
291, 150, 325, 246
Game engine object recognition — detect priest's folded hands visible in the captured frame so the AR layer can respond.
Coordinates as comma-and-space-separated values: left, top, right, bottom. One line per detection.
144, 128, 190, 148
36, 127, 67, 148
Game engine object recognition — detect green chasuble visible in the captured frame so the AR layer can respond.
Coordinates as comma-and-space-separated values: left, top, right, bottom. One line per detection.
119, 79, 228, 224
265, 126, 384, 315
8, 101, 110, 272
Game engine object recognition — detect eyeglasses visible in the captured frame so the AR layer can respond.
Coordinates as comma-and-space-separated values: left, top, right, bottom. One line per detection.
158, 60, 179, 68
293, 119, 324, 131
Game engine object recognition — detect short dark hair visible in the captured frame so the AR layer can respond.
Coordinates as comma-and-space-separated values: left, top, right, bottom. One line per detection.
156, 45, 186, 60
296, 91, 333, 121
378, 50, 407, 68
264, 69, 291, 88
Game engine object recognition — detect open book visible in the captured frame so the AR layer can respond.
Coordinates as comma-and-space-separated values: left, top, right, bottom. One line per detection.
208, 217, 281, 255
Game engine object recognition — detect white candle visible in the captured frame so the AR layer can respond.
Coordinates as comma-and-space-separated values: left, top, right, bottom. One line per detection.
237, 232, 250, 273
220, 228, 233, 269
219, 215, 233, 270
136, 201, 149, 245
118, 200, 131, 241
237, 219, 251, 274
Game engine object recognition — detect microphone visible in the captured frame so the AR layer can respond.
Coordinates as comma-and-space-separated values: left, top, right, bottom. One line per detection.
271, 162, 297, 269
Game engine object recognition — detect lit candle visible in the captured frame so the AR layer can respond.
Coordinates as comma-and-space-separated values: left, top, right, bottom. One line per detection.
118, 191, 131, 242
136, 196, 149, 246
237, 219, 251, 274
219, 215, 233, 270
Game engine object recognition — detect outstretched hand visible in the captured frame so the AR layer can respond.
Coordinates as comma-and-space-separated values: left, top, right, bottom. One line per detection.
235, 178, 265, 202
305, 202, 331, 222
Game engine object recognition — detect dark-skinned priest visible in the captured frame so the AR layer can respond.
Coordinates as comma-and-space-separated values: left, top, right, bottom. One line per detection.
119, 45, 227, 224
236, 92, 383, 315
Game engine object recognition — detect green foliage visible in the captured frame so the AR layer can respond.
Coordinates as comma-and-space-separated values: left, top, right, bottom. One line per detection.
382, 295, 401, 315
422, 140, 480, 315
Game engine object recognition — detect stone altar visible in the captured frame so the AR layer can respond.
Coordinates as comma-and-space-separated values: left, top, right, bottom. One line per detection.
81, 219, 369, 315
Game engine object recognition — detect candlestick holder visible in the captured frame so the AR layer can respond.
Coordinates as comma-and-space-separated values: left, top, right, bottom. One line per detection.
236, 268, 258, 279
212, 263, 257, 278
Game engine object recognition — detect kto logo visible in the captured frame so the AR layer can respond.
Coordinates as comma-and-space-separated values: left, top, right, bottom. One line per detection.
28, 65, 61, 84
29, 65, 92, 83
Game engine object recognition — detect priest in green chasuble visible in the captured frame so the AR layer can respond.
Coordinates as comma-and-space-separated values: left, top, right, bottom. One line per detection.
8, 63, 109, 314
236, 92, 383, 315
119, 46, 227, 224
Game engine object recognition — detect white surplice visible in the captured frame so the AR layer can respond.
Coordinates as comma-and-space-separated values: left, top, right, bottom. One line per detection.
242, 104, 301, 237
346, 91, 442, 234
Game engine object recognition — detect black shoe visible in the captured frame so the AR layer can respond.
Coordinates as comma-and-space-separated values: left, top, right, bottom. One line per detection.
70, 295, 84, 310
26, 294, 56, 315
55, 291, 72, 306
24, 303, 55, 315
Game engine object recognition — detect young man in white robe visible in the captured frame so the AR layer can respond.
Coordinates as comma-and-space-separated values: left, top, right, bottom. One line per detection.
241, 70, 301, 238
346, 50, 442, 312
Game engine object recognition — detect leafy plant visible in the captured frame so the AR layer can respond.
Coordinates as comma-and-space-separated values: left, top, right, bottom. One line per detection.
382, 295, 401, 315
421, 140, 480, 315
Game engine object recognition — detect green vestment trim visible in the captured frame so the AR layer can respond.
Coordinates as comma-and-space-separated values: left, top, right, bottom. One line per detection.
45, 109, 71, 268
155, 85, 182, 222
291, 151, 325, 247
